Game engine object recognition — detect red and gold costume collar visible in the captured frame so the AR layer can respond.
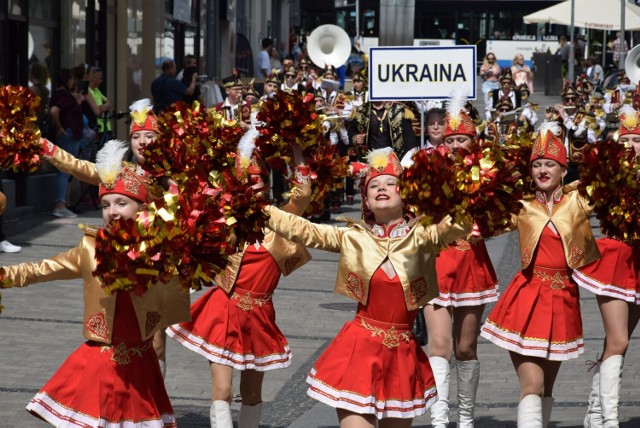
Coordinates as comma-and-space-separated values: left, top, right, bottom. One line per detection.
370, 219, 410, 238
535, 185, 564, 205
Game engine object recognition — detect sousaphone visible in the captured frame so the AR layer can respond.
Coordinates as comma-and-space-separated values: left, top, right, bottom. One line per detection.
307, 24, 352, 69
624, 45, 640, 87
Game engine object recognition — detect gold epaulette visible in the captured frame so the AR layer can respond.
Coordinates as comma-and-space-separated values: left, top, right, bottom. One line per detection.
335, 215, 365, 228
562, 180, 579, 194
404, 107, 416, 120
79, 224, 100, 237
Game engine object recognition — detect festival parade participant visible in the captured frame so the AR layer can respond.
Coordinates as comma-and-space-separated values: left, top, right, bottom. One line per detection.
424, 97, 499, 428
574, 105, 640, 428
166, 135, 312, 428
0, 140, 190, 427
480, 122, 600, 427
262, 147, 470, 427
37, 99, 177, 375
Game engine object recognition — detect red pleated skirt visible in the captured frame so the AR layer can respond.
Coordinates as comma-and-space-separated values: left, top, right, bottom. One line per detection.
306, 269, 437, 419
480, 266, 583, 360
26, 293, 175, 427
573, 237, 640, 303
430, 239, 499, 307
307, 315, 437, 419
167, 286, 291, 371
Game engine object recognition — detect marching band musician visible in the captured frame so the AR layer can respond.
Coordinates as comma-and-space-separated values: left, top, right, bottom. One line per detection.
215, 74, 245, 124
489, 94, 519, 144
260, 70, 281, 100
485, 68, 521, 121
545, 82, 596, 182
348, 100, 419, 162
342, 68, 368, 119
281, 68, 303, 93
319, 66, 352, 214
516, 83, 539, 132
603, 70, 633, 115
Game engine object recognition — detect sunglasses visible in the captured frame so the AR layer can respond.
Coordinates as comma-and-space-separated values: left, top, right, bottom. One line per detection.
563, 97, 577, 103
487, 57, 496, 60
498, 108, 510, 113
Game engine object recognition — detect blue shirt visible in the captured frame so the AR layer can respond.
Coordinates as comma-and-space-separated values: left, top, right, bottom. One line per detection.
151, 74, 187, 113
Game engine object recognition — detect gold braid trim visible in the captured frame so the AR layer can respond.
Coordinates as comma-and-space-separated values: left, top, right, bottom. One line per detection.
101, 341, 152, 365
359, 318, 412, 349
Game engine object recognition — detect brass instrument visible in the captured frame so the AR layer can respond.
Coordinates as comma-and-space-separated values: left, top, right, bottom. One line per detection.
307, 25, 352, 68
624, 45, 640, 87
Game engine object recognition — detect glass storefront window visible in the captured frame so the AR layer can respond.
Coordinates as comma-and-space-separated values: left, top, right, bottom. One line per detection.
69, 1, 87, 68
127, 0, 144, 103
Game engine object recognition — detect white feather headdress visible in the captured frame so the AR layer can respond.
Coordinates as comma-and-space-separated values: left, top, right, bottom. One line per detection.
129, 98, 153, 127
95, 140, 129, 188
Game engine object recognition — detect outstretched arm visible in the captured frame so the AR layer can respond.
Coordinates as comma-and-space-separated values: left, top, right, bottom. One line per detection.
1, 242, 83, 289
41, 138, 100, 185
265, 205, 343, 253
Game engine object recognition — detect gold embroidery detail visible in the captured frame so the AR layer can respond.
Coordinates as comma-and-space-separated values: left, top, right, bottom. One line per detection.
145, 311, 161, 337
359, 318, 411, 349
521, 248, 532, 266
284, 257, 301, 275
533, 269, 569, 290
220, 268, 234, 290
231, 291, 273, 311
409, 277, 428, 306
570, 246, 584, 266
454, 239, 471, 251
101, 341, 151, 365
346, 272, 365, 300
86, 313, 108, 340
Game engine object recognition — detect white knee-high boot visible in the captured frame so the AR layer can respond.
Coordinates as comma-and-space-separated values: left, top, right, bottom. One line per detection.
599, 355, 624, 428
584, 363, 603, 428
457, 360, 480, 428
429, 356, 451, 427
238, 402, 263, 428
213, 400, 233, 428
209, 402, 217, 428
517, 394, 542, 428
542, 397, 554, 428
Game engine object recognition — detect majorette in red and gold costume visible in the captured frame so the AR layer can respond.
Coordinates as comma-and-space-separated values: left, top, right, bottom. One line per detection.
263, 147, 469, 419
573, 106, 640, 302
41, 98, 159, 185
430, 103, 498, 307
0, 140, 189, 427
166, 128, 312, 372
480, 122, 600, 360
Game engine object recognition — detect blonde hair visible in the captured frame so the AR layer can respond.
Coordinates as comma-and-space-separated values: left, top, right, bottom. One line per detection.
483, 52, 497, 68
512, 54, 525, 66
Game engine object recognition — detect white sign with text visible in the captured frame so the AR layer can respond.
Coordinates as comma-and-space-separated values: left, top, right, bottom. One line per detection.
368, 46, 476, 101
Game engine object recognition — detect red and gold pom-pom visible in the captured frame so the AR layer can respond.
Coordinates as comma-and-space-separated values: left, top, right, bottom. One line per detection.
143, 101, 242, 180
94, 212, 174, 295
400, 145, 458, 226
95, 102, 270, 292
401, 142, 525, 236
256, 91, 323, 172
578, 141, 640, 245
0, 85, 42, 172
457, 142, 525, 236
303, 142, 350, 216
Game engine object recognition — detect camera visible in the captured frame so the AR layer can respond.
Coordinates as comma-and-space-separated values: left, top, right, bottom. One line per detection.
197, 75, 209, 83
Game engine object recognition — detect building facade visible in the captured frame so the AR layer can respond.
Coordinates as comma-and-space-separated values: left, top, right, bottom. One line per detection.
0, 0, 293, 216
